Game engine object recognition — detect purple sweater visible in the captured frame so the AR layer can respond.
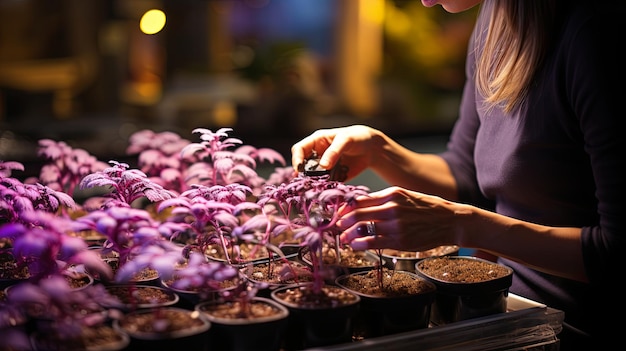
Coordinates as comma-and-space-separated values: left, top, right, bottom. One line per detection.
440, 0, 626, 341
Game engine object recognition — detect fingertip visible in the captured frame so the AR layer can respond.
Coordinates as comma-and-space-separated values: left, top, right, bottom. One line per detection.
291, 152, 303, 170
319, 157, 331, 169
350, 240, 368, 251
319, 149, 338, 169
291, 159, 302, 171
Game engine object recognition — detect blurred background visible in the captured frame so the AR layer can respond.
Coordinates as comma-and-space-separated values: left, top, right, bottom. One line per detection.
0, 0, 478, 185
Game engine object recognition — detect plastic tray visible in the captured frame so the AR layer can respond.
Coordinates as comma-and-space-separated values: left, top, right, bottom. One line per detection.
306, 293, 564, 351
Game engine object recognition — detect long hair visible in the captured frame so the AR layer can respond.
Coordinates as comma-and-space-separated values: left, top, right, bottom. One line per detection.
475, 0, 557, 113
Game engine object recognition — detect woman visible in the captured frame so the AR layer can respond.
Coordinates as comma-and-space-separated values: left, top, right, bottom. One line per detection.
291, 0, 625, 348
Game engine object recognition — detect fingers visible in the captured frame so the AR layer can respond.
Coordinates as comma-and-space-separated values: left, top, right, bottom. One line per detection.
337, 196, 396, 246
291, 140, 310, 171
291, 126, 367, 171
291, 130, 333, 170
340, 219, 396, 251
337, 187, 424, 250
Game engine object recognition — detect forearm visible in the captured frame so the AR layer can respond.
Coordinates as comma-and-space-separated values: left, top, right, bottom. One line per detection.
457, 204, 587, 282
370, 133, 459, 200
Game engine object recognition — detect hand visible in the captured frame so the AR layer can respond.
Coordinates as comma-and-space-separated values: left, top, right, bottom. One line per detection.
336, 186, 463, 251
291, 125, 381, 181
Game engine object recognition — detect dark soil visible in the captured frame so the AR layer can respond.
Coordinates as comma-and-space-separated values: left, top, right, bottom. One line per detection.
88, 247, 159, 284
129, 267, 159, 282
243, 260, 314, 285
65, 273, 93, 289
273, 285, 359, 309
119, 308, 207, 334
205, 243, 276, 263
416, 256, 511, 283
197, 299, 284, 319
106, 285, 177, 305
338, 269, 435, 297
301, 246, 380, 268
162, 274, 238, 293
0, 250, 30, 280
31, 325, 127, 351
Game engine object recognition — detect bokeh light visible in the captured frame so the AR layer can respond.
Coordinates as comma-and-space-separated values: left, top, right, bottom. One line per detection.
140, 9, 166, 35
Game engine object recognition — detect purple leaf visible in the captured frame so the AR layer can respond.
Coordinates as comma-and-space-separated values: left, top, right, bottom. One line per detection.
69, 250, 114, 281
180, 143, 207, 158
59, 235, 89, 259
256, 148, 286, 165
0, 223, 27, 239
6, 283, 50, 304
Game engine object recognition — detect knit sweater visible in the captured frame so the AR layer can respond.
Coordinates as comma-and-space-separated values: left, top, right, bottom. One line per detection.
440, 0, 626, 345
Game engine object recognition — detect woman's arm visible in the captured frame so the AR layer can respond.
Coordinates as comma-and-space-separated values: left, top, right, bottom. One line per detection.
337, 187, 588, 282
291, 125, 459, 200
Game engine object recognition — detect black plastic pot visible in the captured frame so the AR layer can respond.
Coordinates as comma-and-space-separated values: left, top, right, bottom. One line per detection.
240, 259, 314, 298
299, 246, 385, 283
335, 270, 436, 339
270, 283, 360, 350
415, 256, 513, 325
114, 307, 211, 351
195, 297, 289, 351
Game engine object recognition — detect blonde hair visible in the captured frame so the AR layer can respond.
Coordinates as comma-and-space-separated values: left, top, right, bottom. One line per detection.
476, 0, 557, 113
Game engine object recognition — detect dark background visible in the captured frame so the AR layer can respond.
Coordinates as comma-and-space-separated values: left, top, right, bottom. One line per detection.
0, 0, 477, 183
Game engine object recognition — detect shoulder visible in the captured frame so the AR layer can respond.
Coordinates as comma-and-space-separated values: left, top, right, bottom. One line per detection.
556, 1, 626, 89
559, 1, 625, 53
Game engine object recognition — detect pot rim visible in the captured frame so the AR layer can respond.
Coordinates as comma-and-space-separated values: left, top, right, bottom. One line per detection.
415, 256, 513, 294
240, 259, 314, 289
195, 296, 290, 325
335, 269, 436, 301
299, 246, 386, 271
270, 283, 360, 310
104, 284, 180, 309
114, 307, 211, 339
375, 245, 460, 261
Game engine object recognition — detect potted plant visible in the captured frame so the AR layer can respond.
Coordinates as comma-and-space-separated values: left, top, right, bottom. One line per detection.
78, 160, 177, 209
0, 167, 125, 350
299, 243, 384, 280
179, 127, 288, 196
125, 129, 193, 196
185, 252, 290, 351
33, 139, 109, 207
0, 209, 112, 289
113, 306, 211, 351
2, 275, 129, 351
1, 127, 521, 351
335, 266, 436, 339
71, 205, 186, 285
194, 295, 289, 351
72, 163, 213, 350
157, 183, 263, 265
240, 257, 314, 298
258, 173, 369, 349
103, 284, 180, 311
73, 128, 294, 351
415, 255, 513, 325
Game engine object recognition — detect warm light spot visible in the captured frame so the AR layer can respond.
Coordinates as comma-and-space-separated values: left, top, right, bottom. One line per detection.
213, 101, 237, 126
384, 4, 412, 37
362, 0, 385, 24
140, 9, 166, 35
